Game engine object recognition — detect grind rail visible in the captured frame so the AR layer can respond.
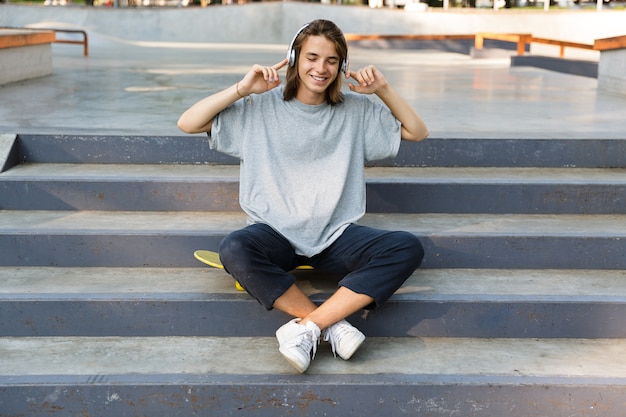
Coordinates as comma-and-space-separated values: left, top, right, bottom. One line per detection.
346, 32, 596, 58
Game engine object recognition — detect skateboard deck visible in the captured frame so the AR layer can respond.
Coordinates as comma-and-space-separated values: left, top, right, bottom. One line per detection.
193, 250, 313, 291
194, 250, 246, 291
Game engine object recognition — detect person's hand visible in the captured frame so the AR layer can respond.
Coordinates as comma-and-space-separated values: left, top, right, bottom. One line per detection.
237, 58, 288, 96
346, 65, 389, 95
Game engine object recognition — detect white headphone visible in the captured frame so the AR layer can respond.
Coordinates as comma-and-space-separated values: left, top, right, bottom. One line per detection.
286, 23, 349, 75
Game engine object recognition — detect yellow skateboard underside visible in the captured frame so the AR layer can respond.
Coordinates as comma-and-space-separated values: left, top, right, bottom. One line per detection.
193, 250, 313, 291
194, 250, 224, 269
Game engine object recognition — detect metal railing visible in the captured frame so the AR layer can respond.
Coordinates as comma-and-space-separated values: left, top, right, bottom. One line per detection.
475, 32, 594, 57
346, 32, 597, 59
51, 28, 89, 57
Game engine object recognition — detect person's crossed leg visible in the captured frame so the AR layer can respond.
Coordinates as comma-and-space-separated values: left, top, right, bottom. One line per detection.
219, 223, 424, 373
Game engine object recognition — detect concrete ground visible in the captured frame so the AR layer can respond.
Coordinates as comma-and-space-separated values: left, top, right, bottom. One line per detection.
0, 28, 625, 139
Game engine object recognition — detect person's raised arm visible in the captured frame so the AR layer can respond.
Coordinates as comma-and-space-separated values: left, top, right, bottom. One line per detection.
177, 58, 288, 134
346, 65, 429, 142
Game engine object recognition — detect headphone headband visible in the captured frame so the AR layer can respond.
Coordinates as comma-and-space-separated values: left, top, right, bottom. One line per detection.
286, 22, 349, 75
287, 23, 310, 67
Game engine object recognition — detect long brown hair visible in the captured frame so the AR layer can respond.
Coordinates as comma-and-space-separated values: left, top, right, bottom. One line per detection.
283, 19, 347, 105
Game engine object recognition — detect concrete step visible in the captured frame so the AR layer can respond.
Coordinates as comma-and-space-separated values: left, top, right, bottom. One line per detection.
2, 267, 625, 338
11, 134, 626, 168
0, 163, 241, 211
1, 335, 625, 416
1, 210, 625, 269
2, 164, 626, 213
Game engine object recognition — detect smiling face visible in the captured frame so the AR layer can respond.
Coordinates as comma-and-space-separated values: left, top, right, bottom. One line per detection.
295, 35, 342, 105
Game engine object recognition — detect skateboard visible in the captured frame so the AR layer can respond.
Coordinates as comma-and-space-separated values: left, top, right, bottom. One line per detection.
193, 250, 313, 291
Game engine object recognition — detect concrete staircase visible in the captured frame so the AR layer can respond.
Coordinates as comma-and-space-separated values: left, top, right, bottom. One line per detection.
1, 134, 626, 416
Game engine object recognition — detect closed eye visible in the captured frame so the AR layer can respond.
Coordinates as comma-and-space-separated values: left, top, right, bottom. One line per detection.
305, 53, 339, 67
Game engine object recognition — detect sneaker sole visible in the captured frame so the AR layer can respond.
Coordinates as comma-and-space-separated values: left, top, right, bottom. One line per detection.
278, 346, 309, 373
337, 333, 366, 361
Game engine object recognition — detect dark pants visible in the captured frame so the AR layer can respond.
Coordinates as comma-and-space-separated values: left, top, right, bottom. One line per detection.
218, 223, 424, 311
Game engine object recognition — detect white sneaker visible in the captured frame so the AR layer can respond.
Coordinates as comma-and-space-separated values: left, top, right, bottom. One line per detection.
323, 319, 365, 360
275, 319, 321, 373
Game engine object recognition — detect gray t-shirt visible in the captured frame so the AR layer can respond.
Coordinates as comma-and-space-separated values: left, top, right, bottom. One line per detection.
210, 87, 401, 257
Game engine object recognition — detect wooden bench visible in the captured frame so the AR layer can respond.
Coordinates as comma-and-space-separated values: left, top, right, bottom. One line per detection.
0, 29, 55, 85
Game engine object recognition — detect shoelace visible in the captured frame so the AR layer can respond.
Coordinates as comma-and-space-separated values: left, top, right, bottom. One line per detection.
323, 322, 350, 358
287, 328, 319, 359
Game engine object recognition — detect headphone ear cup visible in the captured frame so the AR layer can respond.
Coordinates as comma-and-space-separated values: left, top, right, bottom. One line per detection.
287, 49, 295, 67
341, 58, 349, 75
287, 23, 310, 68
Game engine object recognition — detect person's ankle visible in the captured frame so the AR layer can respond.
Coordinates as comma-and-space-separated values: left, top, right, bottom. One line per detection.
299, 318, 323, 331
